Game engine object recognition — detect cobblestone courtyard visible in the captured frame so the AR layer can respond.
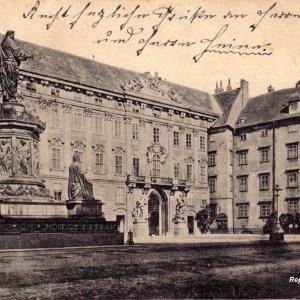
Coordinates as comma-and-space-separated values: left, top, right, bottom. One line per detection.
0, 242, 300, 299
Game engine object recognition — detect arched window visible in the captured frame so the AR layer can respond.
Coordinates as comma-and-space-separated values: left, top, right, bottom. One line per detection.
152, 155, 160, 177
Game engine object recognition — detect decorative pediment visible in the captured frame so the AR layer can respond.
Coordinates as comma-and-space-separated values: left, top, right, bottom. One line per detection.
48, 138, 64, 146
199, 158, 207, 165
185, 156, 194, 163
146, 143, 168, 164
112, 146, 125, 155
92, 143, 105, 153
71, 140, 86, 150
121, 72, 183, 103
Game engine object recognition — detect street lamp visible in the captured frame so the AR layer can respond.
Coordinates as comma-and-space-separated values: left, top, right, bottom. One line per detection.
271, 184, 284, 241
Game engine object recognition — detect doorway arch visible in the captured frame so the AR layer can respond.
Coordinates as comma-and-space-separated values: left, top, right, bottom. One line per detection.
148, 189, 168, 236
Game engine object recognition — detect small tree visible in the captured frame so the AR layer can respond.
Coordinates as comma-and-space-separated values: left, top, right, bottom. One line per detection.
262, 212, 277, 234
195, 207, 215, 233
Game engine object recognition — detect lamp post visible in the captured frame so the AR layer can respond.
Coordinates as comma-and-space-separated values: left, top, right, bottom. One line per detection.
271, 184, 284, 241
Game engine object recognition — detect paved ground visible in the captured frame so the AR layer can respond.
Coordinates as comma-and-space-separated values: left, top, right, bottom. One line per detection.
0, 242, 299, 299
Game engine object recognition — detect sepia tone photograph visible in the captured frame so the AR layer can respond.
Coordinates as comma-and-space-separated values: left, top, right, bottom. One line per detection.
0, 0, 299, 298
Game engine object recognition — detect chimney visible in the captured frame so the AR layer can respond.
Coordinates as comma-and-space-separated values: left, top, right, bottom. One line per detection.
267, 85, 274, 93
227, 78, 232, 91
215, 80, 224, 94
240, 79, 249, 107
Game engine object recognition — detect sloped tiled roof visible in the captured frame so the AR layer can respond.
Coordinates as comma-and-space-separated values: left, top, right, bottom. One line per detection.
12, 37, 217, 116
213, 88, 241, 127
236, 88, 299, 127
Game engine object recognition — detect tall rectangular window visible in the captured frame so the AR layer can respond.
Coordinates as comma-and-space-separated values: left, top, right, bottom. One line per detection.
73, 112, 84, 131
288, 199, 299, 213
208, 177, 216, 192
114, 120, 122, 137
132, 123, 140, 140
200, 165, 206, 183
95, 153, 104, 174
208, 152, 216, 166
260, 147, 270, 162
115, 156, 123, 175
186, 133, 192, 148
51, 148, 61, 170
174, 163, 180, 179
259, 173, 270, 190
133, 158, 140, 176
239, 133, 247, 141
238, 204, 249, 218
260, 203, 272, 217
153, 127, 159, 143
200, 136, 206, 150
287, 171, 298, 188
186, 164, 192, 182
239, 176, 248, 192
173, 131, 179, 146
287, 143, 298, 159
94, 116, 104, 135
238, 151, 248, 165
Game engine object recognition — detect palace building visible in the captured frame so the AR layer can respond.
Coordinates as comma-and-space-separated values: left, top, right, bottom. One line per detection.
13, 38, 221, 238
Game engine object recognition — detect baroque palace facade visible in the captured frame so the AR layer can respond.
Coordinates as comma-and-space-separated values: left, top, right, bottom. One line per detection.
13, 38, 221, 237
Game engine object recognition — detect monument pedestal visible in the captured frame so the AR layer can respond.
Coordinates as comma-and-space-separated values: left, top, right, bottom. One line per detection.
66, 199, 104, 219
133, 221, 148, 238
174, 220, 188, 236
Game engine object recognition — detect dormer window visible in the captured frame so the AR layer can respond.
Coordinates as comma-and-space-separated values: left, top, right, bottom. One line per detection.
290, 102, 299, 112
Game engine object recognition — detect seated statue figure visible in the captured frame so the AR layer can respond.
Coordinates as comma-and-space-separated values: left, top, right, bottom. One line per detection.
68, 153, 95, 201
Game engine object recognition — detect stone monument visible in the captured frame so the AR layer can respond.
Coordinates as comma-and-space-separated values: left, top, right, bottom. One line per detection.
0, 30, 67, 218
66, 153, 104, 218
172, 195, 188, 236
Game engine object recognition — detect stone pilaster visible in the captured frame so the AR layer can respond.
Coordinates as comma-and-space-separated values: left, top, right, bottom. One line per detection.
84, 108, 93, 176
105, 112, 113, 179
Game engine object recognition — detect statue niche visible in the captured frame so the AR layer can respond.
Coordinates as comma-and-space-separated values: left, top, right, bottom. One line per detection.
68, 153, 95, 201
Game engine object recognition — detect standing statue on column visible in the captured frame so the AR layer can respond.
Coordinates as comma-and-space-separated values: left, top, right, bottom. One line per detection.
0, 30, 33, 102
68, 153, 95, 201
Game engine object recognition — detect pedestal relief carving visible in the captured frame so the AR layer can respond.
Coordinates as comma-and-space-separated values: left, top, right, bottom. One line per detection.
0, 139, 12, 175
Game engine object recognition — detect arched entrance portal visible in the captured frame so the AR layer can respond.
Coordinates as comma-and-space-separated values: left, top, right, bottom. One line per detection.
148, 190, 168, 236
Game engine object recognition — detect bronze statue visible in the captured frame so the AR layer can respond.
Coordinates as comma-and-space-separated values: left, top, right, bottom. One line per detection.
0, 30, 32, 102
68, 153, 95, 201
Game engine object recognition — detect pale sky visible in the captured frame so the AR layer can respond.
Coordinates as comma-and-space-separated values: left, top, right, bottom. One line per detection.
1, 0, 300, 97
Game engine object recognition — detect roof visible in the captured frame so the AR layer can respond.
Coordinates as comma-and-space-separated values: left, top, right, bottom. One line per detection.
11, 37, 217, 116
213, 88, 241, 127
236, 88, 300, 127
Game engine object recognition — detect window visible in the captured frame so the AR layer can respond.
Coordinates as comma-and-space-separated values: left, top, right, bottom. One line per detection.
174, 163, 180, 179
208, 152, 216, 167
290, 102, 298, 112
152, 155, 160, 177
186, 133, 192, 148
186, 164, 192, 182
261, 129, 268, 137
259, 173, 270, 190
95, 153, 104, 174
287, 143, 298, 159
115, 155, 123, 175
260, 203, 272, 217
230, 150, 233, 166
51, 148, 61, 170
239, 133, 247, 141
94, 116, 104, 135
54, 191, 62, 201
50, 109, 61, 128
153, 127, 160, 143
132, 123, 140, 140
287, 199, 299, 213
26, 82, 36, 92
114, 120, 122, 137
200, 136, 206, 150
73, 112, 84, 131
202, 199, 207, 207
173, 131, 179, 146
238, 204, 249, 218
208, 177, 216, 192
200, 165, 206, 183
260, 147, 270, 162
51, 88, 60, 97
239, 176, 248, 192
287, 171, 298, 188
116, 187, 125, 204
288, 125, 298, 133
209, 135, 215, 142
133, 158, 140, 176
238, 151, 248, 165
